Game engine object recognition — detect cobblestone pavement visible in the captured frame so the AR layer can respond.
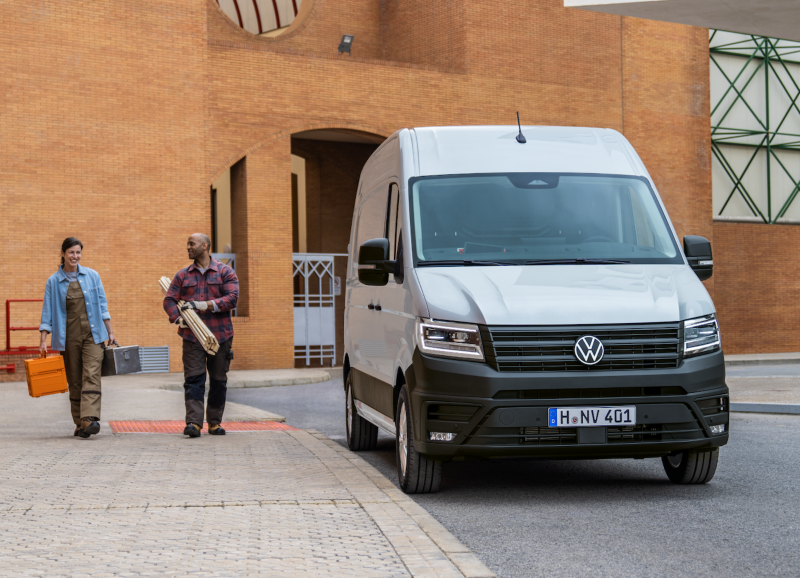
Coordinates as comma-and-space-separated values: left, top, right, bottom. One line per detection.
0, 381, 492, 577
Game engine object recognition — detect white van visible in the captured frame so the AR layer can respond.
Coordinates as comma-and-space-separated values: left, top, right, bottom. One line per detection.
344, 126, 727, 494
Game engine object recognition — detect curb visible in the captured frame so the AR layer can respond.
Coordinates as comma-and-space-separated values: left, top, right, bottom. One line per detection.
228, 371, 330, 388
725, 353, 800, 366
731, 402, 800, 415
156, 370, 331, 391
303, 429, 496, 578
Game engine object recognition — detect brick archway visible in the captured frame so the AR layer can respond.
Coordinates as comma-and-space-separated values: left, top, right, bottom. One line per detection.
208, 122, 392, 186
207, 124, 389, 369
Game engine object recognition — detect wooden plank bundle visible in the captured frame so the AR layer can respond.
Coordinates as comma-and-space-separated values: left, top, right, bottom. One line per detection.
159, 276, 219, 355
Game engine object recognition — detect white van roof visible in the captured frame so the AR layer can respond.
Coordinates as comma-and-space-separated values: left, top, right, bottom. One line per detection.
410, 126, 643, 178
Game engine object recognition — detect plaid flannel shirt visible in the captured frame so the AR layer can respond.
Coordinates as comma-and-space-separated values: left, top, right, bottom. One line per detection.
163, 258, 239, 344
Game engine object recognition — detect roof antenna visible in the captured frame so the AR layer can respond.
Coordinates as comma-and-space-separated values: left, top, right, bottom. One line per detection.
516, 111, 526, 144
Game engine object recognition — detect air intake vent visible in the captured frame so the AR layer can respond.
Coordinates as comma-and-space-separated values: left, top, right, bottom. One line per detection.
427, 403, 480, 423
696, 396, 729, 415
481, 323, 681, 372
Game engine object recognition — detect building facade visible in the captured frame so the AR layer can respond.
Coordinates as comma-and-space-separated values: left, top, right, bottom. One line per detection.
2, 0, 791, 379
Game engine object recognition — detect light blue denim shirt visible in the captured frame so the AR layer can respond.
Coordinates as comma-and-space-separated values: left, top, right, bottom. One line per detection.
39, 265, 111, 351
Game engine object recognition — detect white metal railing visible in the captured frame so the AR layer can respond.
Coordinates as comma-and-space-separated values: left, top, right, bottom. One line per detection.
292, 253, 338, 366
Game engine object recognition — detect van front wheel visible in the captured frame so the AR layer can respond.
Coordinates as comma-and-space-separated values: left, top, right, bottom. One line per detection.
345, 373, 377, 451
661, 448, 719, 484
396, 386, 442, 494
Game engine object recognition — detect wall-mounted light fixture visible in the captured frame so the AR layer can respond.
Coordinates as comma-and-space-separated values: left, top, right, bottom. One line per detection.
338, 35, 354, 55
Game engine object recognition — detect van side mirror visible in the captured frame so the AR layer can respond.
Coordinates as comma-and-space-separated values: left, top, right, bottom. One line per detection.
683, 235, 713, 281
358, 238, 392, 286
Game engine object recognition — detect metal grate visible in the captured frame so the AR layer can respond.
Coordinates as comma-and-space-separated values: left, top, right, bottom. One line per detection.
482, 323, 681, 372
515, 423, 702, 446
519, 427, 577, 445
138, 346, 170, 373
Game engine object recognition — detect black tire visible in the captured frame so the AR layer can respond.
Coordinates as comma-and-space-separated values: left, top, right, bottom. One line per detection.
345, 372, 378, 451
396, 386, 442, 494
662, 448, 719, 484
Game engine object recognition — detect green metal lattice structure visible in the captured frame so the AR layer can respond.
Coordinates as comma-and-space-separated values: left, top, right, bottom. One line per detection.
710, 30, 800, 223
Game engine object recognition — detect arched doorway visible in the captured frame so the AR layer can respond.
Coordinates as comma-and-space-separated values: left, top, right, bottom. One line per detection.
208, 127, 387, 368
290, 129, 386, 367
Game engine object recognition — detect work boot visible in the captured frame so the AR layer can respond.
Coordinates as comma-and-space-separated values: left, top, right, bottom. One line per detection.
74, 425, 83, 437
208, 424, 226, 436
80, 417, 100, 436
183, 423, 202, 438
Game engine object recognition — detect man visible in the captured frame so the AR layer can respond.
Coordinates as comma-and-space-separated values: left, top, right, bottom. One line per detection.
163, 234, 239, 438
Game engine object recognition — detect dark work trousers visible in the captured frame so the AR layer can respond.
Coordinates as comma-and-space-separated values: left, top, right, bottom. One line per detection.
64, 281, 104, 425
182, 337, 233, 426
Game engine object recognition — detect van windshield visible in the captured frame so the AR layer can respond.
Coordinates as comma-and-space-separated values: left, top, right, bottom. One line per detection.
409, 173, 683, 266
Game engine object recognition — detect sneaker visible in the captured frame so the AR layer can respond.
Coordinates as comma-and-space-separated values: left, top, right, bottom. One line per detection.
80, 417, 100, 436
183, 423, 202, 438
208, 424, 226, 436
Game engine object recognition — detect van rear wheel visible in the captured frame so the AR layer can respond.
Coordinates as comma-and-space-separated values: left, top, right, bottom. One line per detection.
345, 373, 378, 451
661, 448, 719, 484
396, 386, 442, 494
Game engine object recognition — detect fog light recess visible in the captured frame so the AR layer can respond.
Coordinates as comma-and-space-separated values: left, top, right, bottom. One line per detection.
429, 432, 457, 442
710, 424, 726, 434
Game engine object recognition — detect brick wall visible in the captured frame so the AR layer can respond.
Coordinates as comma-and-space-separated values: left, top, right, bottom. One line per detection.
3, 0, 735, 375
713, 223, 800, 354
621, 17, 715, 296
0, 353, 41, 384
381, 0, 466, 69
1, 0, 206, 373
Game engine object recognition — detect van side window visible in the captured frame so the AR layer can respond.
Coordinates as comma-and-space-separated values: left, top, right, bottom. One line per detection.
352, 187, 390, 277
386, 183, 400, 259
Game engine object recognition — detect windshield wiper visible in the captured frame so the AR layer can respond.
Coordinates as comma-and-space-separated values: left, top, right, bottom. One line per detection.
524, 258, 631, 265
417, 259, 516, 267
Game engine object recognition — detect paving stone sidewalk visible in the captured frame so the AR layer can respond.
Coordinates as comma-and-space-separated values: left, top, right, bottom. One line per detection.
0, 379, 493, 578
727, 377, 800, 405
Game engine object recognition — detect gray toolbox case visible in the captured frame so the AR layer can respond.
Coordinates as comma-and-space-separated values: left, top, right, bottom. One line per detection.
101, 345, 142, 376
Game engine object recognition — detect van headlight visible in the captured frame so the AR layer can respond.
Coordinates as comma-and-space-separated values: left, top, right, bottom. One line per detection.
683, 314, 721, 357
416, 318, 485, 361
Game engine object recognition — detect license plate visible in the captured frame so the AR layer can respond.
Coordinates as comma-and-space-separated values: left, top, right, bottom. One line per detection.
548, 406, 636, 428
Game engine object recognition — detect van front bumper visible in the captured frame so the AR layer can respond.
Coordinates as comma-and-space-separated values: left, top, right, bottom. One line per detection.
405, 348, 729, 460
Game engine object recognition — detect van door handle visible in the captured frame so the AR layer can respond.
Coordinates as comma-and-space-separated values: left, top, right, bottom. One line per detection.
375, 305, 382, 311
368, 303, 375, 310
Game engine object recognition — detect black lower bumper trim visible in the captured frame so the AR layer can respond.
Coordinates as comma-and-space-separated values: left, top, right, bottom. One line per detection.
406, 348, 729, 460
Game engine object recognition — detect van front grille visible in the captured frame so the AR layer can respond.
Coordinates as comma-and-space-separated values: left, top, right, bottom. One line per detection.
481, 323, 681, 372
493, 386, 686, 400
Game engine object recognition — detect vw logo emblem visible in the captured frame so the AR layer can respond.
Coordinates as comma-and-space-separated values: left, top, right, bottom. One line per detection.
574, 335, 604, 365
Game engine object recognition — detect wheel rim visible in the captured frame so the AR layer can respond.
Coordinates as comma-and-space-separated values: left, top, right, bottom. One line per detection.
667, 453, 683, 468
398, 402, 408, 476
346, 384, 353, 437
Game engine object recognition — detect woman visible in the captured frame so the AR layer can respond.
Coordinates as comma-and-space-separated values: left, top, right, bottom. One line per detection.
39, 237, 116, 438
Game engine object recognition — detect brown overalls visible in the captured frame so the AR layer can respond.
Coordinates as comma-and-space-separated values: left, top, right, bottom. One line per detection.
64, 281, 104, 424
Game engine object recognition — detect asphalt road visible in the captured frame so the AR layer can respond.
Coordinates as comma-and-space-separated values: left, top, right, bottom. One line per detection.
229, 373, 800, 578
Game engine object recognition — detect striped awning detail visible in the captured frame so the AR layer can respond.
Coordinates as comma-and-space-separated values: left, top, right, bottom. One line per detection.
217, 0, 301, 35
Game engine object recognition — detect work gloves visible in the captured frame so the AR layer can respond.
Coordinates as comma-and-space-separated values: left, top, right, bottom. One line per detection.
181, 301, 208, 311
175, 317, 189, 329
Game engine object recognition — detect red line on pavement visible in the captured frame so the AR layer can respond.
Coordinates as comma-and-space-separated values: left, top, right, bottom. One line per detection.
109, 420, 297, 433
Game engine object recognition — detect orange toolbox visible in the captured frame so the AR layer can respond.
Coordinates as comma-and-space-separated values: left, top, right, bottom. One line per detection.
24, 352, 68, 398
